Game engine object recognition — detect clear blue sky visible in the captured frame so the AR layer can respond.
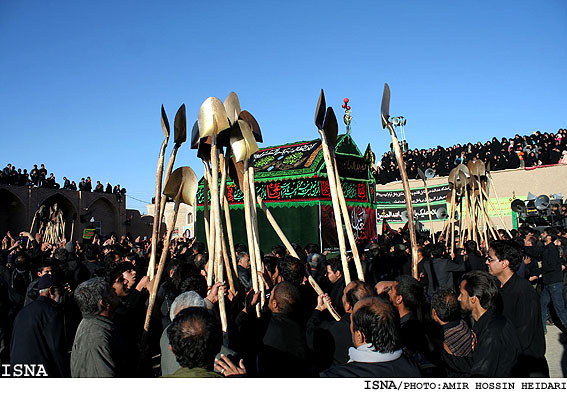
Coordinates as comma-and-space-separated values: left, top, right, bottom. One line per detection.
1, 0, 565, 213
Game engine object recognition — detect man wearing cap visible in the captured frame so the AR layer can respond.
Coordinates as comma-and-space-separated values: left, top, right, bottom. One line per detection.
10, 274, 70, 377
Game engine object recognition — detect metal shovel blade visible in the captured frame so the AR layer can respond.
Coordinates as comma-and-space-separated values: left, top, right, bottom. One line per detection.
239, 110, 262, 143
163, 166, 198, 206
323, 106, 338, 147
229, 123, 247, 163
417, 168, 426, 182
224, 92, 241, 125
198, 97, 231, 139
190, 120, 200, 149
380, 83, 390, 129
239, 120, 259, 158
315, 89, 326, 129
174, 104, 187, 145
161, 105, 170, 139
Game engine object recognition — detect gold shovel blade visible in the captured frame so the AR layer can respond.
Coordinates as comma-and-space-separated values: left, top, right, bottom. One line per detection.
197, 97, 231, 139
163, 166, 198, 206
224, 92, 241, 125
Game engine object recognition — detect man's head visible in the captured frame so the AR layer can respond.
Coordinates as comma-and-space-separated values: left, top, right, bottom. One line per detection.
431, 288, 460, 325
350, 297, 400, 353
541, 227, 558, 244
486, 240, 522, 278
236, 252, 250, 269
268, 281, 300, 315
458, 271, 498, 319
276, 256, 304, 286
74, 277, 119, 318
325, 258, 343, 284
388, 275, 424, 314
36, 261, 53, 277
169, 291, 206, 321
37, 274, 63, 303
342, 280, 373, 314
168, 307, 221, 371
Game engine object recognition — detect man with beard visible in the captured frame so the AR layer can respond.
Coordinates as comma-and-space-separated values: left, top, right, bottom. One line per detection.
444, 271, 521, 377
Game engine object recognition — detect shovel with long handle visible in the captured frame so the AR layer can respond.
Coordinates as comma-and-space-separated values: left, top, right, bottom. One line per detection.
148, 107, 171, 279
380, 84, 419, 279
143, 166, 197, 344
333, 163, 364, 281
319, 130, 351, 284
157, 105, 187, 234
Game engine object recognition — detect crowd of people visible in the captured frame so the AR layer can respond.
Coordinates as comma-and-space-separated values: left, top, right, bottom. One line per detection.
374, 128, 567, 184
0, 163, 126, 201
1, 218, 566, 378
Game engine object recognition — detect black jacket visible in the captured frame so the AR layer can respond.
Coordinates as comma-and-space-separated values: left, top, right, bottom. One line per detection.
442, 309, 520, 377
10, 296, 70, 377
306, 310, 351, 370
541, 243, 564, 285
320, 355, 421, 378
496, 273, 548, 376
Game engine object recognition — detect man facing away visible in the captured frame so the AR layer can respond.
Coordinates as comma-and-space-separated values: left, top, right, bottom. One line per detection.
320, 296, 421, 378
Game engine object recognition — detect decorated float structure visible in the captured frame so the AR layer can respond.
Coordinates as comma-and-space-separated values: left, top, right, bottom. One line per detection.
194, 133, 377, 252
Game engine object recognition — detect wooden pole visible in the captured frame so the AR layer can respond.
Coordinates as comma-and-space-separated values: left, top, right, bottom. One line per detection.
318, 130, 351, 284
385, 122, 419, 279
147, 137, 169, 279
422, 180, 436, 244
242, 160, 260, 318
256, 195, 341, 320
333, 163, 364, 281
143, 199, 180, 339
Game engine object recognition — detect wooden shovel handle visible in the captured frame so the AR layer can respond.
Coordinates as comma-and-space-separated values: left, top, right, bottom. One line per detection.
308, 276, 341, 322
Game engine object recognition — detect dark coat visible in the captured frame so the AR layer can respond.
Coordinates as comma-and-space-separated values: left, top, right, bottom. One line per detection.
496, 274, 548, 376
442, 309, 520, 377
10, 296, 70, 377
306, 310, 351, 371
257, 312, 310, 377
320, 355, 421, 378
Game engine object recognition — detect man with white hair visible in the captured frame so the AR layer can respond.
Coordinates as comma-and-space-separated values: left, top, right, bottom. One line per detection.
160, 291, 206, 376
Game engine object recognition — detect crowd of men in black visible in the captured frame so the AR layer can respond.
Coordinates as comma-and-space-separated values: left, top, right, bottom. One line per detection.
1, 163, 126, 201
0, 221, 566, 378
374, 128, 567, 184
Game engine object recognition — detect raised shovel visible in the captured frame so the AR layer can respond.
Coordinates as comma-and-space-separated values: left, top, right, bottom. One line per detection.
315, 90, 351, 284
380, 84, 419, 279
147, 106, 170, 279
143, 166, 198, 340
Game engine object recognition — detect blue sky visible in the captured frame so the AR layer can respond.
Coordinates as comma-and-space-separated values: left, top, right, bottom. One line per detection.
1, 0, 565, 213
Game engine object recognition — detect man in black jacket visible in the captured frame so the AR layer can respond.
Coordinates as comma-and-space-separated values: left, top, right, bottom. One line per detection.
444, 271, 521, 377
538, 227, 567, 332
10, 274, 70, 377
320, 296, 421, 377
487, 241, 548, 376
